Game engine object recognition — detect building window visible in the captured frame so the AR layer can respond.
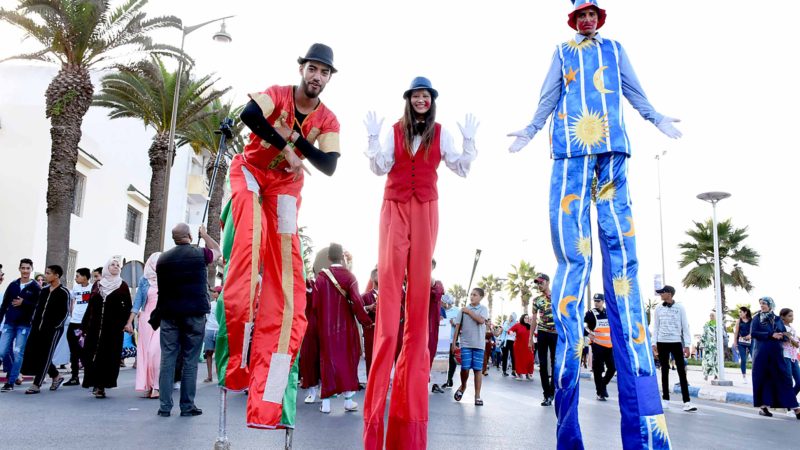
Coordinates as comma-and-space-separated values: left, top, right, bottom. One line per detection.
67, 249, 78, 288
73, 173, 86, 216
125, 205, 142, 244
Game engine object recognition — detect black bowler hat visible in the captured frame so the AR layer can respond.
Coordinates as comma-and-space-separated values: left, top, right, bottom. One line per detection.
297, 43, 337, 73
403, 76, 438, 100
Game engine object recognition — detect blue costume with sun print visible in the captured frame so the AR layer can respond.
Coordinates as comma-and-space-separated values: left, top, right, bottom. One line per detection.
544, 35, 671, 450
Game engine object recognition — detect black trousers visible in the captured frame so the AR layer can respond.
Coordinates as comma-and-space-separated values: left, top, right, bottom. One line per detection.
657, 342, 690, 402
591, 343, 616, 396
538, 331, 557, 399
447, 347, 457, 384
501, 340, 515, 374
66, 323, 84, 379
34, 363, 59, 386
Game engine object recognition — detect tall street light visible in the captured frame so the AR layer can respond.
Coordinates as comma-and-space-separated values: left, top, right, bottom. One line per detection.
697, 191, 732, 386
158, 16, 234, 251
655, 151, 667, 285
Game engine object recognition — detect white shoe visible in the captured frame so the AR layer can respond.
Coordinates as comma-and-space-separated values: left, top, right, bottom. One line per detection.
304, 387, 318, 404
319, 398, 331, 414
173, 382, 180, 390
661, 400, 670, 410
344, 399, 358, 411
683, 402, 697, 412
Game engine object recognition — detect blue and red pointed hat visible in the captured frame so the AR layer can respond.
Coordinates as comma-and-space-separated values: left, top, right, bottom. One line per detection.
567, 0, 607, 31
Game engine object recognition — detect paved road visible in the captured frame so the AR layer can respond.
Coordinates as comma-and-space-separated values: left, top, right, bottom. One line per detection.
1, 364, 797, 449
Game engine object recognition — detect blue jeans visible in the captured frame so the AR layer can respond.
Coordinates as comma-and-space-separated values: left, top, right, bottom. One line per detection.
738, 343, 751, 375
158, 315, 206, 412
0, 324, 31, 384
788, 358, 800, 397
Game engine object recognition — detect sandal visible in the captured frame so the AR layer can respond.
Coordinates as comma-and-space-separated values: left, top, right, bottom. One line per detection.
454, 389, 464, 402
25, 385, 41, 395
475, 398, 484, 406
94, 389, 106, 399
759, 407, 772, 417
50, 376, 65, 391
150, 390, 160, 399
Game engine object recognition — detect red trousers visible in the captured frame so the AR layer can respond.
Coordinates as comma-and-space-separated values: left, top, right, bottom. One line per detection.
224, 155, 307, 429
363, 197, 438, 450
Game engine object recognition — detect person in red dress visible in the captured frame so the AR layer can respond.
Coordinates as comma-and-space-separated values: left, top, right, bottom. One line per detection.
510, 314, 535, 380
362, 268, 378, 379
314, 243, 374, 414
299, 277, 320, 404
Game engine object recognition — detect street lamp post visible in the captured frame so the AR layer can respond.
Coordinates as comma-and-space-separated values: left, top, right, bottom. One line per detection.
697, 191, 733, 387
158, 16, 234, 252
655, 151, 667, 284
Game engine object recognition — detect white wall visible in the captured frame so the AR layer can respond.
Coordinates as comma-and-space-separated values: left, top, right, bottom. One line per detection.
0, 64, 193, 292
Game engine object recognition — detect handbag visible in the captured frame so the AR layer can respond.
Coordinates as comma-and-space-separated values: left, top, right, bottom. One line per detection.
148, 307, 161, 331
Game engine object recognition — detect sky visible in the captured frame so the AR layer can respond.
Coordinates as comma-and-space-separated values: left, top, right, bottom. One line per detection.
1, 0, 798, 337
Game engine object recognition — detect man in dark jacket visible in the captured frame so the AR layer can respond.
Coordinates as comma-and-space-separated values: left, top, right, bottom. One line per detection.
156, 223, 220, 417
21, 265, 70, 394
0, 258, 41, 392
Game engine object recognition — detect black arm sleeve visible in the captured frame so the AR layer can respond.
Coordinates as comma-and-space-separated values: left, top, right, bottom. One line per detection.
293, 136, 339, 176
240, 100, 288, 150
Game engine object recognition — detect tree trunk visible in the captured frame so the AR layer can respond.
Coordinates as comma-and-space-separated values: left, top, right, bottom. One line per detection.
521, 295, 530, 316
720, 283, 727, 315
143, 133, 170, 261
204, 155, 228, 286
44, 66, 93, 274
487, 292, 493, 319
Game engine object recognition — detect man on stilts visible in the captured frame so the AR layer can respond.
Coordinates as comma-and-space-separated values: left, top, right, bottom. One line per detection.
215, 43, 341, 434
508, 1, 682, 448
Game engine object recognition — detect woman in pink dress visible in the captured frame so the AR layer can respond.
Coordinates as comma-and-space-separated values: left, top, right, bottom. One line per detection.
126, 252, 161, 398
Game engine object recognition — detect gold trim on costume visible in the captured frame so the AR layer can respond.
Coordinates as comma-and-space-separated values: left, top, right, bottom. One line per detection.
317, 132, 340, 153
249, 192, 261, 322
277, 233, 294, 354
248, 92, 275, 118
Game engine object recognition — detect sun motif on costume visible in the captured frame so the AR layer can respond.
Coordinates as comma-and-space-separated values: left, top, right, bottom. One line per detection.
569, 110, 608, 152
613, 275, 632, 300
647, 414, 670, 444
596, 181, 616, 203
565, 39, 595, 54
576, 236, 591, 257
573, 337, 585, 360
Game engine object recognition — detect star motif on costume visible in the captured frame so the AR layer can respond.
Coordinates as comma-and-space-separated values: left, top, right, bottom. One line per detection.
564, 67, 579, 87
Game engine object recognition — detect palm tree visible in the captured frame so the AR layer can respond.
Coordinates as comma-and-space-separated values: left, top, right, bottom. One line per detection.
0, 0, 182, 270
178, 100, 244, 283
93, 55, 230, 259
477, 274, 504, 319
298, 226, 314, 277
678, 218, 760, 313
506, 260, 536, 315
447, 284, 466, 308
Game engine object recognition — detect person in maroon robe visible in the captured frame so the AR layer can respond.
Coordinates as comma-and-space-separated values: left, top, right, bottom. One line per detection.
315, 243, 374, 413
362, 268, 378, 379
299, 277, 321, 403
428, 260, 445, 393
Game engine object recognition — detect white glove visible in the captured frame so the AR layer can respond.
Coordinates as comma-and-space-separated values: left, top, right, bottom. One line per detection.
363, 111, 384, 137
656, 116, 682, 139
507, 128, 535, 153
457, 113, 479, 140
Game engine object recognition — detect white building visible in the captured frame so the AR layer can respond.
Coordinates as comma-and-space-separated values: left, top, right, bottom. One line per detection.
0, 64, 214, 293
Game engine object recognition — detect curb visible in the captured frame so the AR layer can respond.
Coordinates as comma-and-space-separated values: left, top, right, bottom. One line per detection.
672, 384, 753, 405
577, 372, 754, 405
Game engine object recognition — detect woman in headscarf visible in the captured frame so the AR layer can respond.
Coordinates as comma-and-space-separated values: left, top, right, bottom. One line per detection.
750, 297, 800, 419
509, 314, 534, 380
81, 256, 132, 398
128, 252, 160, 398
701, 311, 718, 381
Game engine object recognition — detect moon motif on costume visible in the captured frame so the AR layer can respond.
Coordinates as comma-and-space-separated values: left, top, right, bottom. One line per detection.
593, 66, 615, 94
561, 194, 580, 214
559, 295, 578, 318
632, 322, 647, 344
623, 216, 635, 237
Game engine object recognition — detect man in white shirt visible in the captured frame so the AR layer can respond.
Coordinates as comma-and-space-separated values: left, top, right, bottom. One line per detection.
651, 285, 696, 412
64, 268, 92, 386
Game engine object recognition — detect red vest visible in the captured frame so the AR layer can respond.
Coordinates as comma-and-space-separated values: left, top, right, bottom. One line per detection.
383, 122, 441, 203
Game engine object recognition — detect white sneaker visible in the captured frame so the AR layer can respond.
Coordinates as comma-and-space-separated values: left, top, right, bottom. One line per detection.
304, 387, 318, 404
319, 398, 331, 414
683, 402, 697, 412
344, 399, 358, 411
661, 400, 670, 410
173, 382, 180, 390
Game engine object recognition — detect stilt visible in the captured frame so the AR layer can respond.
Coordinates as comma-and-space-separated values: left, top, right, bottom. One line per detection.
213, 388, 230, 450
284, 429, 293, 450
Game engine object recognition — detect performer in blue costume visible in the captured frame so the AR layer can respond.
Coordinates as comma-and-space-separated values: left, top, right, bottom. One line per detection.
508, 1, 682, 449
